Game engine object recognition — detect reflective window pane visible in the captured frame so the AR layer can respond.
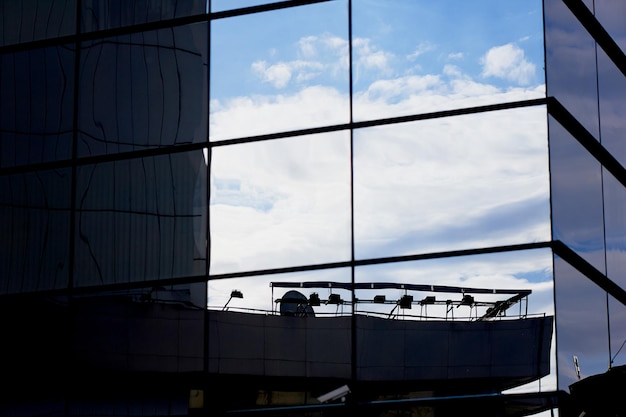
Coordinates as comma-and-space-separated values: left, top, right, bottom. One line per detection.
354, 106, 550, 259
548, 115, 605, 271
352, 0, 545, 121
210, 132, 351, 274
78, 23, 208, 157
210, 1, 349, 141
211, 0, 285, 13
81, 0, 206, 32
0, 169, 71, 294
544, 0, 600, 139
594, 0, 626, 53
598, 48, 626, 166
554, 256, 609, 390
0, 46, 74, 168
74, 151, 207, 286
355, 249, 555, 393
0, 0, 76, 47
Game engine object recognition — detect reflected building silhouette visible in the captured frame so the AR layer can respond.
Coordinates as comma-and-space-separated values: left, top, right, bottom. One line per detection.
1, 0, 626, 416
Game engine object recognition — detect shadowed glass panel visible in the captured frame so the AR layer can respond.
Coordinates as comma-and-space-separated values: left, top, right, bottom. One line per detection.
594, 0, 626, 52
74, 151, 207, 287
548, 115, 605, 271
0, 169, 71, 294
0, 45, 74, 168
354, 106, 550, 260
355, 250, 555, 394
209, 132, 351, 274
210, 0, 349, 141
81, 0, 206, 32
78, 23, 208, 157
0, 0, 76, 46
554, 256, 609, 390
597, 48, 626, 166
544, 0, 600, 140
351, 0, 545, 122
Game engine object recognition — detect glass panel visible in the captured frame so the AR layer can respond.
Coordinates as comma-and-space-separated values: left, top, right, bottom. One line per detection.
544, 0, 600, 139
0, 45, 74, 168
354, 106, 550, 260
0, 293, 68, 416
0, 0, 76, 47
72, 283, 206, 373
0, 169, 71, 294
207, 269, 352, 410
609, 296, 626, 369
554, 256, 609, 391
209, 132, 351, 274
595, 0, 626, 53
548, 115, 605, 271
598, 48, 626, 166
355, 249, 555, 395
78, 23, 208, 157
74, 150, 207, 286
81, 0, 206, 32
351, 0, 545, 122
210, 1, 349, 141
604, 169, 626, 289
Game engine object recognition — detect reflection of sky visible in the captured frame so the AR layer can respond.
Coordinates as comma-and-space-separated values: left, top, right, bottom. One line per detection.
207, 0, 555, 397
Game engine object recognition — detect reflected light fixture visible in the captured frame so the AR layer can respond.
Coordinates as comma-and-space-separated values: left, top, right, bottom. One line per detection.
399, 295, 413, 309
309, 293, 321, 306
222, 290, 244, 311
328, 294, 343, 305
374, 295, 386, 304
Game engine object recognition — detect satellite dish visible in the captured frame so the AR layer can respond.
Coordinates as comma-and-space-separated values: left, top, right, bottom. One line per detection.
279, 290, 315, 317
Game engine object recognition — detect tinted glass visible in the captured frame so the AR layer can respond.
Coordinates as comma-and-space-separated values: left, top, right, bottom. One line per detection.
0, 169, 71, 294
0, 0, 76, 46
209, 132, 351, 274
355, 249, 555, 393
78, 23, 208, 157
544, 0, 600, 139
0, 45, 74, 168
354, 106, 550, 259
352, 0, 545, 122
211, 0, 286, 13
548, 115, 605, 271
597, 48, 626, 166
554, 256, 609, 390
81, 0, 206, 32
210, 1, 349, 141
74, 151, 207, 286
594, 0, 626, 52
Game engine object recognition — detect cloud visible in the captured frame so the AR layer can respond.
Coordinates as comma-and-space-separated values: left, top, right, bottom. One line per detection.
407, 41, 436, 61
481, 43, 536, 85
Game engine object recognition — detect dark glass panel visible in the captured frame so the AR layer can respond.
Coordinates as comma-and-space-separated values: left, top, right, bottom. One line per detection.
604, 170, 626, 289
354, 106, 550, 260
597, 48, 626, 166
355, 249, 555, 394
544, 0, 600, 139
208, 269, 352, 410
209, 132, 351, 274
594, 0, 626, 53
0, 169, 71, 294
609, 296, 626, 369
72, 283, 206, 373
74, 150, 207, 286
78, 23, 208, 157
0, 0, 76, 46
0, 45, 74, 168
352, 0, 545, 122
548, 115, 605, 271
210, 1, 349, 141
81, 0, 206, 32
554, 256, 609, 390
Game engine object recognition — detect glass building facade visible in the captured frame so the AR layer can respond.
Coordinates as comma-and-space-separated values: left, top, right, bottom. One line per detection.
0, 0, 625, 416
